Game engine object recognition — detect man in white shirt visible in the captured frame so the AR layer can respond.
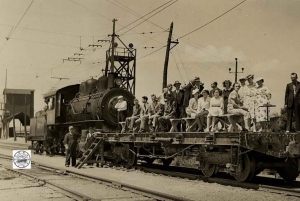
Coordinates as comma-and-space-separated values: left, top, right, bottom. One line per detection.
115, 96, 127, 122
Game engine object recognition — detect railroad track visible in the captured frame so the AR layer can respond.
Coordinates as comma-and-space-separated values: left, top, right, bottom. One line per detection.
0, 153, 191, 201
1, 143, 300, 198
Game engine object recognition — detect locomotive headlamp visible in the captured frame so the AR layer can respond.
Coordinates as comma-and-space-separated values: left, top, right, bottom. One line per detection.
114, 78, 122, 85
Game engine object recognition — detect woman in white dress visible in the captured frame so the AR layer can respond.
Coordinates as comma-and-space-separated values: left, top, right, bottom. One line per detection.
186, 89, 199, 117
207, 89, 224, 132
244, 74, 257, 131
195, 90, 210, 131
255, 77, 272, 132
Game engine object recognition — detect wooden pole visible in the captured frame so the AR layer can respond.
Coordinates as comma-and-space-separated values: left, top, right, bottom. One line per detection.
163, 22, 173, 88
24, 94, 27, 143
12, 97, 16, 141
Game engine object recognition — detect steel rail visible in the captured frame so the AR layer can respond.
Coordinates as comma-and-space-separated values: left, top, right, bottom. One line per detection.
1, 145, 300, 198
0, 153, 191, 201
4, 166, 98, 201
34, 162, 191, 201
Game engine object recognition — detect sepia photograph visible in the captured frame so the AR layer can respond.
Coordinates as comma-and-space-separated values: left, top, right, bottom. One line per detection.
0, 0, 300, 200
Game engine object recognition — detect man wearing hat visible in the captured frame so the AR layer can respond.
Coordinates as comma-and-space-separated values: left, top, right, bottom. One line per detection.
64, 126, 79, 167
114, 95, 127, 122
182, 77, 204, 109
172, 81, 185, 118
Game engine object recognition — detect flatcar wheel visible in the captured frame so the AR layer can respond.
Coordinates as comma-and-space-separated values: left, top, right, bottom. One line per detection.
202, 164, 216, 177
144, 158, 155, 165
162, 158, 173, 167
277, 158, 299, 182
234, 153, 255, 182
126, 147, 137, 167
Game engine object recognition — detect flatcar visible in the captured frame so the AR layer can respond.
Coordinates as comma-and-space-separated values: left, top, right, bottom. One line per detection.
88, 127, 300, 182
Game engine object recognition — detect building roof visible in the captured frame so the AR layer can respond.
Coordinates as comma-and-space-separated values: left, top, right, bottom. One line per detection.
3, 88, 35, 95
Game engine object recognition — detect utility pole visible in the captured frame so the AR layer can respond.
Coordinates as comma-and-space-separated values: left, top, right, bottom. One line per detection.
3, 69, 8, 139
162, 22, 178, 89
229, 58, 244, 83
110, 18, 117, 73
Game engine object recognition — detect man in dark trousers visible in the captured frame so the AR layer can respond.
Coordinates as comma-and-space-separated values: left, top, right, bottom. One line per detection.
172, 81, 185, 118
64, 126, 79, 167
285, 72, 300, 132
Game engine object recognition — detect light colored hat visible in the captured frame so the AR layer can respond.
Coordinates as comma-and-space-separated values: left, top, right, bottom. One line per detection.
192, 88, 199, 95
117, 96, 124, 99
239, 76, 246, 81
69, 126, 74, 130
255, 77, 264, 83
246, 74, 254, 79
173, 81, 181, 86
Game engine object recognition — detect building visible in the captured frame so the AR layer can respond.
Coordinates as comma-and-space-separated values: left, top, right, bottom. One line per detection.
1, 89, 35, 139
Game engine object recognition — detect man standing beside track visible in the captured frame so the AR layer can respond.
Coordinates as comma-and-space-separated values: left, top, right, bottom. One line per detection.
64, 126, 79, 167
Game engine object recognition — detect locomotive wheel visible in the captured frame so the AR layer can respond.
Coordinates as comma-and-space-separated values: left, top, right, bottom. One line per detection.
202, 164, 217, 177
144, 158, 155, 165
99, 88, 135, 126
35, 144, 40, 154
277, 158, 299, 182
162, 158, 173, 167
234, 153, 255, 182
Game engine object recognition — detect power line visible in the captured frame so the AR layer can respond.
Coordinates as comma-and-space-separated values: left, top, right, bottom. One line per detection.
170, 51, 186, 84
116, 0, 174, 34
137, 45, 166, 60
10, 37, 79, 48
177, 0, 247, 39
120, 0, 178, 36
175, 46, 190, 81
7, 0, 35, 39
0, 0, 35, 56
69, 0, 112, 21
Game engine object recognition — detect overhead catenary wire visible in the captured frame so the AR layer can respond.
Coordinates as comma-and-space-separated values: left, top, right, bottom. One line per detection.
175, 46, 190, 82
119, 0, 178, 36
0, 0, 35, 56
7, 0, 35, 39
137, 45, 166, 60
116, 0, 174, 34
177, 0, 247, 40
170, 51, 186, 84
114, 0, 168, 31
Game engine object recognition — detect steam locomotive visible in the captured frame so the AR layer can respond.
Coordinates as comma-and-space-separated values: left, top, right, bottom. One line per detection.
28, 21, 136, 154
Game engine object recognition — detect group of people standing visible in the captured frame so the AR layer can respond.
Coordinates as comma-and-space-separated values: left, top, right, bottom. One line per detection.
184, 74, 272, 132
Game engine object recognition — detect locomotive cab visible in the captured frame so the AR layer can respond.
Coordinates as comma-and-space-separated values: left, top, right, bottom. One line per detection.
43, 84, 80, 124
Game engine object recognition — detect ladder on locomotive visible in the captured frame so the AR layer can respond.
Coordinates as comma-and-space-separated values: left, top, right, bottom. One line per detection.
75, 138, 102, 169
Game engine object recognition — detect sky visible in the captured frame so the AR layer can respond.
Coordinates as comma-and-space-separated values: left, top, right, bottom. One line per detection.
0, 0, 299, 115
